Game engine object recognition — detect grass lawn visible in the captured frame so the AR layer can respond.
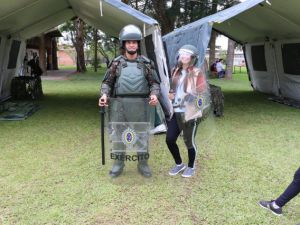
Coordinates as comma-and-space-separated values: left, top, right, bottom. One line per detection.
0, 68, 299, 225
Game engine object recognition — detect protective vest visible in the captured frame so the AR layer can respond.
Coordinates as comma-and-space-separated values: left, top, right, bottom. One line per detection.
114, 58, 150, 97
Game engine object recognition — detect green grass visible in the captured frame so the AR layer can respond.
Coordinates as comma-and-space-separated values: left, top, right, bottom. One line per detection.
58, 65, 77, 70
0, 70, 300, 225
58, 64, 108, 71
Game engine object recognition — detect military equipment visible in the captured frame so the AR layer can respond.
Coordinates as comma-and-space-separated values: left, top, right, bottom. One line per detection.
115, 61, 149, 96
106, 98, 155, 177
178, 44, 199, 66
11, 77, 43, 100
209, 84, 224, 117
100, 106, 106, 165
119, 24, 143, 43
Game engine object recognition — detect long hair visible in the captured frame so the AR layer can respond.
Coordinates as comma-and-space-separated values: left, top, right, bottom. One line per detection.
171, 65, 206, 94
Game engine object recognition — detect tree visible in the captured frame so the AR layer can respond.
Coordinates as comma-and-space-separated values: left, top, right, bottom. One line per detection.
225, 38, 235, 79
118, 0, 240, 74
208, 0, 219, 68
74, 18, 86, 73
85, 26, 118, 68
93, 28, 98, 72
60, 18, 87, 73
223, 0, 240, 79
39, 34, 46, 73
152, 0, 179, 35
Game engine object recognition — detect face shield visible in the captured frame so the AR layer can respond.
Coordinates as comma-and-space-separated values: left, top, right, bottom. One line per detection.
177, 49, 194, 65
178, 49, 192, 64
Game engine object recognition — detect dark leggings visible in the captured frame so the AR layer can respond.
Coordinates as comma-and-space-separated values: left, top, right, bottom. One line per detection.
275, 167, 300, 207
166, 113, 198, 168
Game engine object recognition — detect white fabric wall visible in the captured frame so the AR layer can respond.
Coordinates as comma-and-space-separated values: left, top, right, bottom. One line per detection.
274, 39, 300, 101
0, 38, 26, 101
245, 40, 300, 101
245, 43, 278, 95
0, 35, 6, 100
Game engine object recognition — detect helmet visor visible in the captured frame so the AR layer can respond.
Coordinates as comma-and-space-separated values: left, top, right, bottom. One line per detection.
178, 49, 194, 57
178, 49, 192, 64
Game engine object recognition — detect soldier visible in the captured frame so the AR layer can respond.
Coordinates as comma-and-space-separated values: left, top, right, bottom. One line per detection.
166, 44, 208, 178
99, 24, 160, 178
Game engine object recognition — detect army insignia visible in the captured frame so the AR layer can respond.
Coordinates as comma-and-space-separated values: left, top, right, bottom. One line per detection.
122, 128, 137, 145
195, 96, 204, 109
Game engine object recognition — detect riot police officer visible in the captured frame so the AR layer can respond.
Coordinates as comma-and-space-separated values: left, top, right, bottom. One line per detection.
99, 24, 160, 178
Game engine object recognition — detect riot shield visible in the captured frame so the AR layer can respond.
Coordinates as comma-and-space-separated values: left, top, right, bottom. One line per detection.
183, 89, 211, 122
181, 66, 215, 149
105, 98, 155, 168
177, 65, 211, 123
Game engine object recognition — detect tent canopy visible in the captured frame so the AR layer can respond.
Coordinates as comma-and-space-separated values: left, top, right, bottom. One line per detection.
213, 0, 300, 43
0, 0, 172, 116
164, 0, 300, 44
0, 0, 158, 39
163, 0, 300, 103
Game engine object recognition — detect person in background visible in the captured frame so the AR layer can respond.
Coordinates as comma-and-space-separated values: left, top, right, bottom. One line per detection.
210, 59, 218, 78
216, 58, 225, 78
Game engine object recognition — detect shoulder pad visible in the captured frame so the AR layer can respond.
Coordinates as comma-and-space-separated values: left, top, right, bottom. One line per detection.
108, 55, 124, 68
139, 55, 151, 64
113, 55, 125, 62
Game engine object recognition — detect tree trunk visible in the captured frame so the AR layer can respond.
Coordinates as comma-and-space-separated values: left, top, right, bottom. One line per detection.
225, 38, 235, 79
46, 46, 52, 70
209, 30, 217, 69
208, 0, 218, 71
52, 38, 58, 70
39, 34, 46, 74
93, 29, 98, 72
74, 18, 86, 73
152, 0, 175, 35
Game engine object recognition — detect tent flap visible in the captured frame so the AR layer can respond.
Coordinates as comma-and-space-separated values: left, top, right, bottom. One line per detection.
163, 22, 212, 70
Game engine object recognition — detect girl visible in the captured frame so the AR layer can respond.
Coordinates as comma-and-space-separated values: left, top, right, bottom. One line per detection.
166, 44, 208, 178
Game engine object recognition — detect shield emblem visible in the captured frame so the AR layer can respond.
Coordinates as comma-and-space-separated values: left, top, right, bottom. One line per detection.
106, 98, 155, 156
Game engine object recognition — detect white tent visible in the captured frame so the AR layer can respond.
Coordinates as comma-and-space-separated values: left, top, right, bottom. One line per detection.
163, 0, 300, 102
0, 0, 171, 113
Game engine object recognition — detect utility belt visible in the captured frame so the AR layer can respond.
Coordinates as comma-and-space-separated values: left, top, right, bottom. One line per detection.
114, 94, 149, 98
173, 105, 183, 109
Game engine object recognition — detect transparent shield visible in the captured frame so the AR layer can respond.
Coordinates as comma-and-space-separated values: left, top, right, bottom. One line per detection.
106, 97, 155, 152
104, 98, 155, 178
183, 89, 211, 122
108, 122, 151, 154
196, 107, 216, 146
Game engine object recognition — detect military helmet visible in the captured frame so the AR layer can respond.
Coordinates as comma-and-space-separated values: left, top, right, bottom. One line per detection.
119, 24, 143, 43
177, 44, 199, 66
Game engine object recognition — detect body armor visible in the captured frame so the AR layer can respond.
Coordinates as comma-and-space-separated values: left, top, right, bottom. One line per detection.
115, 59, 149, 97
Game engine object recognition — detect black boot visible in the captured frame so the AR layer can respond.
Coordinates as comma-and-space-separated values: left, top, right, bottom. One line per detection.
109, 153, 125, 178
137, 153, 152, 177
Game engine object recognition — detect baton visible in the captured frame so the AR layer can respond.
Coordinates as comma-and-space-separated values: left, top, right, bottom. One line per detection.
100, 106, 105, 165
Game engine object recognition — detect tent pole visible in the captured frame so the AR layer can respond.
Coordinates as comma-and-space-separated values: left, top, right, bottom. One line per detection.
99, 0, 103, 17
242, 45, 253, 88
270, 42, 281, 97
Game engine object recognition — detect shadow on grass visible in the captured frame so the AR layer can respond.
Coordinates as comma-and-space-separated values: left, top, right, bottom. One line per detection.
38, 88, 292, 121
223, 90, 288, 111
34, 92, 100, 122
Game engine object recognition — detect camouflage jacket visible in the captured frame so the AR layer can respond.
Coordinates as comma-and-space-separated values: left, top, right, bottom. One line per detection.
100, 55, 160, 97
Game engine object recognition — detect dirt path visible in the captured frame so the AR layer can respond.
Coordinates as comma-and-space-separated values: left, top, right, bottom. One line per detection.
41, 69, 77, 80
